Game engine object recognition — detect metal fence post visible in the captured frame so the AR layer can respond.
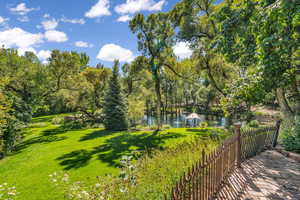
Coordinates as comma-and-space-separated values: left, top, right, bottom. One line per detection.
234, 123, 242, 168
272, 120, 282, 148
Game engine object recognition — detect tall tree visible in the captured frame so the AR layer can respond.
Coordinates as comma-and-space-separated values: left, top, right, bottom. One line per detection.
130, 13, 175, 129
214, 0, 300, 121
103, 60, 128, 131
169, 0, 232, 97
169, 0, 240, 125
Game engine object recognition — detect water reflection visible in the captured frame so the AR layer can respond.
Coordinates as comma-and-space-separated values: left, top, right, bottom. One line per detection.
143, 114, 225, 128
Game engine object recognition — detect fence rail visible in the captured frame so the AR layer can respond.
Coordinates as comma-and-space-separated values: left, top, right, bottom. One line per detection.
165, 121, 281, 200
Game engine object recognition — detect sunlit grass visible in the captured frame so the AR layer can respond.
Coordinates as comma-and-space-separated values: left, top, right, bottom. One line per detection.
0, 114, 228, 200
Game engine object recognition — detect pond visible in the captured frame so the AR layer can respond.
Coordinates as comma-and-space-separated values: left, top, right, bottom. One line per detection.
143, 114, 226, 128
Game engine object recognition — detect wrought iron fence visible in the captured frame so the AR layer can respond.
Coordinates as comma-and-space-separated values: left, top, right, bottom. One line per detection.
165, 121, 281, 200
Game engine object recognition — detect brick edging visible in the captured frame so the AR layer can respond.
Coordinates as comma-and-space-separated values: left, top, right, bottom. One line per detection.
274, 146, 300, 163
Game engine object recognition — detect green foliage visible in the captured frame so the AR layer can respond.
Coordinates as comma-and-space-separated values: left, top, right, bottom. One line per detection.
128, 96, 145, 127
130, 12, 177, 129
247, 120, 259, 128
282, 116, 300, 153
0, 114, 225, 200
0, 48, 95, 157
0, 79, 23, 157
162, 124, 171, 130
62, 120, 85, 130
214, 0, 300, 116
103, 61, 128, 131
199, 121, 209, 128
50, 135, 223, 200
51, 116, 64, 125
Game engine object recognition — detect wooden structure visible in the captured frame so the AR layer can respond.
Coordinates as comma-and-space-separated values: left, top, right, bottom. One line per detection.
165, 121, 281, 200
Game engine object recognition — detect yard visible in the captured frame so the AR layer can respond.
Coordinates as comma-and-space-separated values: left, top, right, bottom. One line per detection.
0, 114, 227, 200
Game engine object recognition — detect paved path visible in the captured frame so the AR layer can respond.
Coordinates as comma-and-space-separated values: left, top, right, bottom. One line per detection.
216, 150, 300, 200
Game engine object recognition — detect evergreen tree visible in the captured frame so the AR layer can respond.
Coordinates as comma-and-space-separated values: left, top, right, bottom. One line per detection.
103, 60, 128, 130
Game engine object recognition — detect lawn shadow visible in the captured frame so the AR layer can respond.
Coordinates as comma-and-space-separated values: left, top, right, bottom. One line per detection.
56, 150, 92, 170
79, 129, 115, 141
42, 127, 69, 136
57, 130, 185, 170
186, 128, 212, 133
13, 135, 67, 155
31, 115, 56, 123
12, 126, 69, 155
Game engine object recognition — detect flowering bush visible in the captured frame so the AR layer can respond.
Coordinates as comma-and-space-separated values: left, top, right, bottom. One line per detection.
0, 183, 17, 200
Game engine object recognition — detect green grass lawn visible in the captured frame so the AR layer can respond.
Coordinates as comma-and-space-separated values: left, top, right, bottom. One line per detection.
0, 114, 227, 200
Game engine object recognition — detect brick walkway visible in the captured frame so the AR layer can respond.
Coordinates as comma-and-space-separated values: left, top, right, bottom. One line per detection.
216, 150, 300, 200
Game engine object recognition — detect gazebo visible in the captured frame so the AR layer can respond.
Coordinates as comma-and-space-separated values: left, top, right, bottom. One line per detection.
185, 113, 201, 127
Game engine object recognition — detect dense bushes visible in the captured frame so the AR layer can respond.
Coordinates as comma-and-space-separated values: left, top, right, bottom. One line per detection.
282, 116, 300, 153
247, 120, 259, 128
0, 84, 24, 158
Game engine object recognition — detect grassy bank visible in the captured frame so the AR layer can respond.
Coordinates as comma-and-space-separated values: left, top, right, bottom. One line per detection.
0, 114, 228, 200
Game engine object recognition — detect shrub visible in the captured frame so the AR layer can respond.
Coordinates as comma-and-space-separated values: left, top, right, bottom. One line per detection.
199, 121, 209, 128
247, 120, 259, 128
282, 116, 300, 153
51, 116, 64, 125
149, 125, 158, 130
62, 120, 86, 130
162, 124, 171, 130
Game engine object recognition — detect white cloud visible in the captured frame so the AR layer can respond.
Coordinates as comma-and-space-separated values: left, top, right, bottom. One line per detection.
17, 47, 36, 56
43, 14, 50, 18
45, 30, 68, 42
117, 15, 132, 22
0, 16, 9, 24
85, 0, 111, 18
74, 41, 93, 48
17, 16, 30, 22
10, 3, 39, 15
41, 19, 58, 30
115, 0, 165, 14
61, 17, 85, 24
37, 50, 51, 63
173, 42, 193, 59
97, 43, 134, 62
0, 28, 43, 48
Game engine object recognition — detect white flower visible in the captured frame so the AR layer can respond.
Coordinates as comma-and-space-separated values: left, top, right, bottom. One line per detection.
81, 190, 90, 197
8, 191, 16, 196
62, 174, 69, 182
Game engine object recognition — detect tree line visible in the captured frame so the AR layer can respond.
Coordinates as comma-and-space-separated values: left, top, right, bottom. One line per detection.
1, 0, 299, 156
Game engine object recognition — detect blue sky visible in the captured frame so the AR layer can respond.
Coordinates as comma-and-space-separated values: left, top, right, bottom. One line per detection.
0, 0, 187, 67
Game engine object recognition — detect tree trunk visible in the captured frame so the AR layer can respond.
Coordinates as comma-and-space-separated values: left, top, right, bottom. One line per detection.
291, 79, 300, 115
155, 77, 162, 130
276, 88, 294, 119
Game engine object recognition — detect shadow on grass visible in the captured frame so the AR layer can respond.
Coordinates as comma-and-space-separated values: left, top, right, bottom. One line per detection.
79, 129, 115, 141
31, 115, 56, 123
186, 128, 216, 133
13, 135, 67, 155
57, 130, 185, 170
43, 127, 69, 136
13, 126, 69, 155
